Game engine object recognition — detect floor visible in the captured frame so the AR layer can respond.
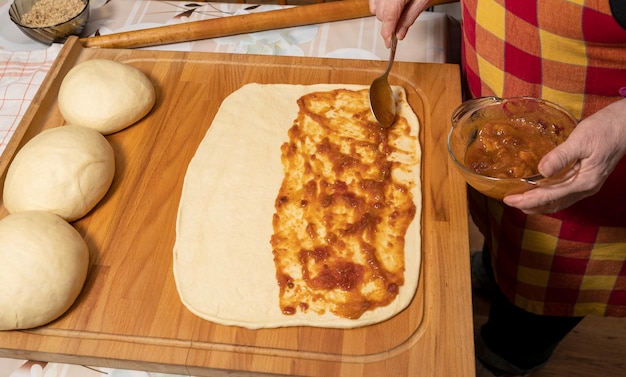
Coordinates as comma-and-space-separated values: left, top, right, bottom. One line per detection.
468, 219, 626, 377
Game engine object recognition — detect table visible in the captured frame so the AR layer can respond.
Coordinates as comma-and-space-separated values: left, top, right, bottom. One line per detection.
0, 2, 472, 376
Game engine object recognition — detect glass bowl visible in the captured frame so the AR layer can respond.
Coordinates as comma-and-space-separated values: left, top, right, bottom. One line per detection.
448, 97, 578, 200
9, 0, 90, 45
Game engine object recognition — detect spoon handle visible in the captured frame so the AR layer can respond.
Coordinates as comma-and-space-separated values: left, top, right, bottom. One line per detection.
384, 34, 398, 76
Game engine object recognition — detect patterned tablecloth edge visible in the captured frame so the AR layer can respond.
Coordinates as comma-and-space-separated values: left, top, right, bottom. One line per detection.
0, 358, 190, 376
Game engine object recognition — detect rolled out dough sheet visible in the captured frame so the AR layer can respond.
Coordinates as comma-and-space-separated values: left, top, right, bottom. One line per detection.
173, 83, 421, 329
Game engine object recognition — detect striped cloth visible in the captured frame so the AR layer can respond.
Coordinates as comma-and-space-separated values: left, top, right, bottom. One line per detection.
462, 0, 626, 317
0, 44, 61, 156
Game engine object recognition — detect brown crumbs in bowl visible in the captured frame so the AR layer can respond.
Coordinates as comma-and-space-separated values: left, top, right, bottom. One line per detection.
20, 0, 85, 28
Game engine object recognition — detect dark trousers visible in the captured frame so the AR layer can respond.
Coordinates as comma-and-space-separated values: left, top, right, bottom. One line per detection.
479, 244, 584, 371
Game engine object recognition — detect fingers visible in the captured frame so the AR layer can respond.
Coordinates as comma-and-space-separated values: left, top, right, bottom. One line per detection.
370, 0, 429, 48
537, 143, 576, 179
369, 0, 377, 14
502, 169, 600, 214
503, 187, 582, 214
380, 23, 398, 48
511, 124, 591, 213
395, 0, 426, 40
379, 1, 407, 47
504, 192, 580, 214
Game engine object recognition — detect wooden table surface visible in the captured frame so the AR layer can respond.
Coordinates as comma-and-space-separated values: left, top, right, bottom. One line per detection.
0, 36, 473, 377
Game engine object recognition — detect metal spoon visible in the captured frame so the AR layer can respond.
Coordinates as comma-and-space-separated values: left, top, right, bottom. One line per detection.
369, 34, 398, 128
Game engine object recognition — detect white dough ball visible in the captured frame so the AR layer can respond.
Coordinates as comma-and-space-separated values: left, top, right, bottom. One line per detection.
58, 59, 156, 135
0, 211, 89, 330
3, 125, 115, 222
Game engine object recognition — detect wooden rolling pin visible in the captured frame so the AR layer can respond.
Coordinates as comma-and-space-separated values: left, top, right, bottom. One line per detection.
80, 0, 369, 49
80, 0, 457, 49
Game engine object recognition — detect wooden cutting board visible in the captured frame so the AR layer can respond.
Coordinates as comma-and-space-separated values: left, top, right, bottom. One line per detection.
0, 36, 473, 377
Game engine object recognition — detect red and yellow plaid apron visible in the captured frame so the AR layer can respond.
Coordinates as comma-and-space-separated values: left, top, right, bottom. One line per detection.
462, 0, 626, 316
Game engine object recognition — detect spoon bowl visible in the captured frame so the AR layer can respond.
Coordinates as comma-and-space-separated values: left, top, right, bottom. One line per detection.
369, 34, 398, 128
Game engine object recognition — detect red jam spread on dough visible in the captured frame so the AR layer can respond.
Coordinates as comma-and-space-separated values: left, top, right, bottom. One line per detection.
270, 88, 417, 319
